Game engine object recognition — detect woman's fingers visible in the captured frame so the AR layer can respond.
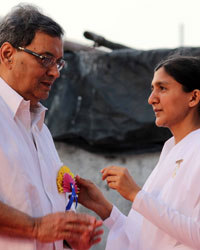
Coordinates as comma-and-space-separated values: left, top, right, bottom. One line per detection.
101, 166, 126, 181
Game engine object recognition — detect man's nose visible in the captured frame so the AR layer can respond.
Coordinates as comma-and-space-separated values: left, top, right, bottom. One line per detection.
47, 64, 60, 79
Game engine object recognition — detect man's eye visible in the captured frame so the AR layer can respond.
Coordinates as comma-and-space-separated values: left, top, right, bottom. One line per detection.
42, 57, 53, 66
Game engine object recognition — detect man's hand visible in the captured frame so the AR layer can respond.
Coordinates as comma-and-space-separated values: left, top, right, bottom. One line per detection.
101, 166, 141, 202
76, 175, 113, 220
67, 219, 103, 250
34, 211, 103, 247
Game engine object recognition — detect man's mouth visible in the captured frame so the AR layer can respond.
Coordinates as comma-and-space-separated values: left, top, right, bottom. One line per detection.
40, 81, 52, 90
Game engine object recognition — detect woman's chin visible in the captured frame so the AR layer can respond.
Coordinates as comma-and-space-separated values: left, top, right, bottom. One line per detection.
155, 119, 165, 128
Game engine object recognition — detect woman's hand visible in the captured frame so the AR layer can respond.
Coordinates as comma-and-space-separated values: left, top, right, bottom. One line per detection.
76, 175, 113, 220
101, 166, 141, 202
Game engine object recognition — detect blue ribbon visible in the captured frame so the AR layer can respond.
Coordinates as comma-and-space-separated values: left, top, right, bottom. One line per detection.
65, 183, 78, 211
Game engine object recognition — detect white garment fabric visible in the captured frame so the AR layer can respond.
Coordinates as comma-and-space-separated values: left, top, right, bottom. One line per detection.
104, 129, 200, 250
0, 78, 67, 250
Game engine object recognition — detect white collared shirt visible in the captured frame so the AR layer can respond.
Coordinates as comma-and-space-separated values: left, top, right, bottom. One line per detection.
0, 77, 66, 250
104, 129, 200, 250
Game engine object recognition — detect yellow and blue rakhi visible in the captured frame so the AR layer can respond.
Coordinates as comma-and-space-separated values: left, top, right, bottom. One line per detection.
57, 166, 78, 211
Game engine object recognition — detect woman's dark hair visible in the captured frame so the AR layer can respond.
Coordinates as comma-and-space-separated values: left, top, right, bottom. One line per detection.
155, 55, 200, 92
0, 4, 64, 48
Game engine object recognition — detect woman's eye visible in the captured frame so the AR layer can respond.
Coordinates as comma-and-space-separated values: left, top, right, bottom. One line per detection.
160, 86, 166, 91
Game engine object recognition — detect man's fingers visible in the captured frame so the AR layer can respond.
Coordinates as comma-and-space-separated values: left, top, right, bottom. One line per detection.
94, 220, 103, 228
92, 228, 104, 237
89, 229, 104, 247
65, 212, 96, 225
64, 223, 94, 234
90, 236, 102, 246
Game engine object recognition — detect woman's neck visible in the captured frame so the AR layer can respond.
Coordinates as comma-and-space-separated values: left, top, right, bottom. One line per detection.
171, 113, 200, 144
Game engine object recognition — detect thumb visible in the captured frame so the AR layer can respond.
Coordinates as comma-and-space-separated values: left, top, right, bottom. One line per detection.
76, 175, 90, 187
75, 175, 82, 186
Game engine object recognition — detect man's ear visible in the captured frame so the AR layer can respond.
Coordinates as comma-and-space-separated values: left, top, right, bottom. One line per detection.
0, 42, 15, 69
189, 89, 200, 108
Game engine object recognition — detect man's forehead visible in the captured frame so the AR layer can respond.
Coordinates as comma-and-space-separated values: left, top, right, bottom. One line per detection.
29, 32, 63, 54
31, 31, 62, 43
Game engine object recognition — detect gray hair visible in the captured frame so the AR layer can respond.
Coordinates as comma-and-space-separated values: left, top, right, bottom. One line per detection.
0, 3, 64, 48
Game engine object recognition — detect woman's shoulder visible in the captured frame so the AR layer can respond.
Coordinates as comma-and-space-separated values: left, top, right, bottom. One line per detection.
164, 128, 200, 149
163, 136, 175, 151
182, 128, 200, 147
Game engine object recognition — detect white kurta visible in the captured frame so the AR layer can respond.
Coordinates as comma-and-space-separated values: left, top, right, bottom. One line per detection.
104, 128, 200, 250
0, 78, 67, 250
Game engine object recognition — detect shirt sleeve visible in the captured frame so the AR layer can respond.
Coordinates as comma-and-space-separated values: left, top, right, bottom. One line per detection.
103, 206, 136, 250
133, 190, 200, 249
103, 205, 127, 230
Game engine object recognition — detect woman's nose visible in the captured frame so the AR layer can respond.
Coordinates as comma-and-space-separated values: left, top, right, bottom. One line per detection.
148, 91, 158, 105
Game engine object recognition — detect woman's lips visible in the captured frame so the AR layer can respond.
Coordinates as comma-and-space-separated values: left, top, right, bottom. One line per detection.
153, 109, 163, 115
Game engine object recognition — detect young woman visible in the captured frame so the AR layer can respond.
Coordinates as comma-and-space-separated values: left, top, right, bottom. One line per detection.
76, 55, 200, 250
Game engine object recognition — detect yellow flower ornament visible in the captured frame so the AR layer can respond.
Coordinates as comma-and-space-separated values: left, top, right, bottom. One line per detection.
57, 165, 78, 210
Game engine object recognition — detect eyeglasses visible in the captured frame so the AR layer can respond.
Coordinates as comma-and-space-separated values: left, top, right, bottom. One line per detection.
18, 46, 65, 71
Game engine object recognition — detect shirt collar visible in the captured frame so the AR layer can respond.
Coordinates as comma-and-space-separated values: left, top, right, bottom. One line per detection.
0, 77, 47, 131
0, 77, 23, 119
31, 103, 47, 131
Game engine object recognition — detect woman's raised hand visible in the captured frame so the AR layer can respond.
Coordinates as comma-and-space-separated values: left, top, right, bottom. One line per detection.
101, 166, 141, 202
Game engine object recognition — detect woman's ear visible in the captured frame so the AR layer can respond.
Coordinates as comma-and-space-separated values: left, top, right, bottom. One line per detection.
0, 42, 15, 69
189, 89, 200, 108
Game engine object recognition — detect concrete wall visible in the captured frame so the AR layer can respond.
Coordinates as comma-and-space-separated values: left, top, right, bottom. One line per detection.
55, 142, 160, 250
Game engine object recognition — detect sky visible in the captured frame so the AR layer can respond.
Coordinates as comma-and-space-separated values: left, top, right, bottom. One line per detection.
0, 0, 200, 50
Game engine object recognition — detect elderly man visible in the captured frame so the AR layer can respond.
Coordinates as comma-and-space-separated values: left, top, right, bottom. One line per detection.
0, 4, 103, 250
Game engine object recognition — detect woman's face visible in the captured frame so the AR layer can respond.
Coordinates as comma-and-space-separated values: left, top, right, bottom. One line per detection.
148, 67, 192, 131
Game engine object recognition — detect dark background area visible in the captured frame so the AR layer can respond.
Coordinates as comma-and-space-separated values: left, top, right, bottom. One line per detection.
42, 46, 200, 153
